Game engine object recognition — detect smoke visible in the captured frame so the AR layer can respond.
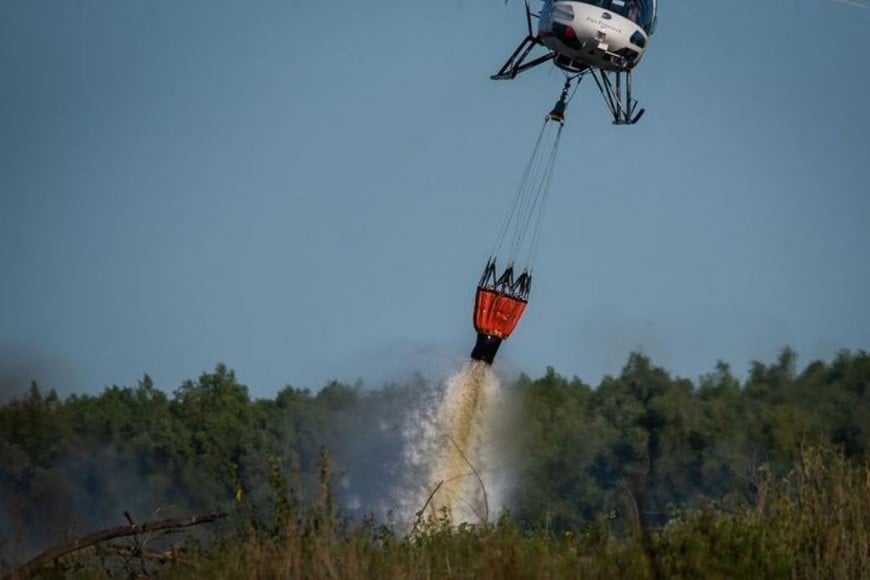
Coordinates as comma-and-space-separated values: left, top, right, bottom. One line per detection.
0, 443, 197, 565
832, 0, 867, 9
0, 344, 81, 403
0, 356, 519, 565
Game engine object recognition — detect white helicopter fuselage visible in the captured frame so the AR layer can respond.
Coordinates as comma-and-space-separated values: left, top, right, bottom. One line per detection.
538, 1, 649, 72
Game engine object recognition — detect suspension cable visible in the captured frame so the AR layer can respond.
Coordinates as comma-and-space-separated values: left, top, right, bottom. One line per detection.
525, 122, 563, 271
489, 77, 575, 272
490, 121, 548, 261
512, 121, 562, 263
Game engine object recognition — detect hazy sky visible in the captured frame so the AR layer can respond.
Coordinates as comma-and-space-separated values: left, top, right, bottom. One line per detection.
2, 0, 868, 397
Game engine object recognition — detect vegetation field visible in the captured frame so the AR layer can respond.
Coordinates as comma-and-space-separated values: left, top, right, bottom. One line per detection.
1, 348, 868, 578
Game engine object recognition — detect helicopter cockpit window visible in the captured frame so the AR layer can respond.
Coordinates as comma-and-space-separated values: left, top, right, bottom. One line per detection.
575, 0, 656, 35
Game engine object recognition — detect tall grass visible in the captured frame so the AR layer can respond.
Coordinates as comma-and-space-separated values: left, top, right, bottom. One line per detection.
655, 447, 870, 579
20, 447, 870, 579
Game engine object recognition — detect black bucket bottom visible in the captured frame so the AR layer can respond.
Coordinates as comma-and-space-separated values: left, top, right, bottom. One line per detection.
470, 333, 503, 365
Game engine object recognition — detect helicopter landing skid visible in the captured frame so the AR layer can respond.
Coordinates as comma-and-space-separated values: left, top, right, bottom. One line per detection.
491, 36, 555, 80
491, 31, 646, 124
589, 67, 645, 125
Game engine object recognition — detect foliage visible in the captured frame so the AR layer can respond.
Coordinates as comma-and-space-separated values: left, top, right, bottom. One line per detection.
0, 349, 868, 576
22, 446, 866, 579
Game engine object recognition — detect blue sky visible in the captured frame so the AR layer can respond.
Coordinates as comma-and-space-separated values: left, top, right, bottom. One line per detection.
1, 0, 868, 397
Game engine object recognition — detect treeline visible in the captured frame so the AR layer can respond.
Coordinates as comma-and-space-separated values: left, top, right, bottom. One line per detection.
1, 348, 868, 559
510, 349, 868, 530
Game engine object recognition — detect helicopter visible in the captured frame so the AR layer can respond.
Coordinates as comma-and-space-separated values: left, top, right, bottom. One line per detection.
467, 1, 659, 365
493, 0, 658, 124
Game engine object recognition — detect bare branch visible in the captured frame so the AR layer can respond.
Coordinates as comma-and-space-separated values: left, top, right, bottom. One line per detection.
10, 511, 227, 578
448, 434, 489, 524
413, 480, 445, 533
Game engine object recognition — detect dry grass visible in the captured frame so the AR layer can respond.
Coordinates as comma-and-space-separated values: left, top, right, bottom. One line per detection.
654, 447, 870, 579
17, 447, 870, 579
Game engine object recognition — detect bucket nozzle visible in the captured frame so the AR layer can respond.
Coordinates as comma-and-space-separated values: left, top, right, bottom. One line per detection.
470, 333, 502, 365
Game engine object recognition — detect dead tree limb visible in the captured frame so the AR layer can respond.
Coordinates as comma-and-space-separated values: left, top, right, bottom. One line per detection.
10, 511, 227, 579
102, 543, 198, 568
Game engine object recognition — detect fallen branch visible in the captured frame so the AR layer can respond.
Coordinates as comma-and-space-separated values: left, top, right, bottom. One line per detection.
101, 542, 198, 568
10, 511, 227, 578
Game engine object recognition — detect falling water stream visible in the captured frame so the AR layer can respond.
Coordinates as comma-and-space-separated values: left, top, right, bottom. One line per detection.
400, 360, 506, 525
